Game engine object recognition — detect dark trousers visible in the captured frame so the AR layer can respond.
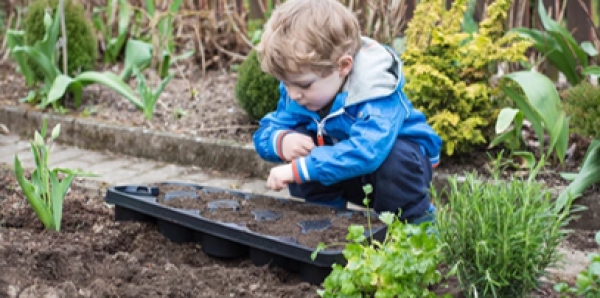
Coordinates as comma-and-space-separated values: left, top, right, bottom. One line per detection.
288, 128, 434, 222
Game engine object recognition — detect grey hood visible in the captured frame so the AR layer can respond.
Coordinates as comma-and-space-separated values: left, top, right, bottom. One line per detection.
342, 36, 403, 107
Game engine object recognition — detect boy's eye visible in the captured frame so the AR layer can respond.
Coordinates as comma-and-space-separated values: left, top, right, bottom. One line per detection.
298, 83, 312, 89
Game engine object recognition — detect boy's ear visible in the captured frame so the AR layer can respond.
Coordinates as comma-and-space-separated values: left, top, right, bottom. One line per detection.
337, 54, 353, 77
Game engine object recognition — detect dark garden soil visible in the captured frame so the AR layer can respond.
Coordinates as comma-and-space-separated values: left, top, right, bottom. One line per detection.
155, 183, 384, 250
0, 167, 595, 297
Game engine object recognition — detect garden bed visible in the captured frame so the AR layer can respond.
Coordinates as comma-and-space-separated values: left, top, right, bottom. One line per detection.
0, 167, 597, 297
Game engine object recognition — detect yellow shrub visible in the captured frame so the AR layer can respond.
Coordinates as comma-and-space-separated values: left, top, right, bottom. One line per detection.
401, 0, 531, 156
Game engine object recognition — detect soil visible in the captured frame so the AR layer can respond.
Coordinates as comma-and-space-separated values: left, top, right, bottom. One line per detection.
0, 167, 581, 297
154, 183, 384, 250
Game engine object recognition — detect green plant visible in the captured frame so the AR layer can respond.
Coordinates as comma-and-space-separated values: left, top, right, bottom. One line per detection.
235, 49, 280, 121
134, 67, 175, 120
25, 0, 97, 79
511, 0, 599, 86
555, 231, 600, 297
92, 0, 131, 63
401, 0, 532, 156
555, 82, 600, 210
556, 139, 600, 211
7, 8, 142, 110
119, 38, 193, 81
434, 155, 574, 298
311, 185, 446, 298
562, 81, 600, 139
13, 119, 95, 231
491, 71, 569, 164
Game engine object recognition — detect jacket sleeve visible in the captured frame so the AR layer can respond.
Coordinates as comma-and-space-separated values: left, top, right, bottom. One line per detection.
253, 83, 303, 163
291, 95, 405, 186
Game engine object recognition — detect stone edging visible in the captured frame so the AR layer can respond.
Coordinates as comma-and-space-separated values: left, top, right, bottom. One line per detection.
0, 105, 275, 178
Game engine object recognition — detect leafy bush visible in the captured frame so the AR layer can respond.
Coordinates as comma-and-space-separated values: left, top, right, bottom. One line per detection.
401, 0, 531, 156
25, 0, 97, 80
311, 185, 447, 298
562, 81, 600, 139
234, 50, 280, 121
434, 157, 573, 297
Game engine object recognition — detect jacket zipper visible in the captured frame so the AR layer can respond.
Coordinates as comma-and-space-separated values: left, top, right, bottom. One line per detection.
314, 109, 345, 146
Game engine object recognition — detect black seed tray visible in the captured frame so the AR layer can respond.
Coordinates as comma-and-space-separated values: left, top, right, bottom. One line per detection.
104, 181, 387, 285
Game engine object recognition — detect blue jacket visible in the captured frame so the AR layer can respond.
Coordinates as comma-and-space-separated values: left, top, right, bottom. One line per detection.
253, 37, 442, 186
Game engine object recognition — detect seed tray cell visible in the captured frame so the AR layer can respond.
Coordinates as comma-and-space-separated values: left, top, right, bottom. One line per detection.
104, 181, 387, 285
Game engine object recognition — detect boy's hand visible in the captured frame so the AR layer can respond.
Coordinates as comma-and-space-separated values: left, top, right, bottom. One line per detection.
281, 133, 315, 161
266, 164, 294, 191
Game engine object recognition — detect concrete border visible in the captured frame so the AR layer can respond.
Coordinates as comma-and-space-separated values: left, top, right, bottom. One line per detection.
0, 105, 274, 178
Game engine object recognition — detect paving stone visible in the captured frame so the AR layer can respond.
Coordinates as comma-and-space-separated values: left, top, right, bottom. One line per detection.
123, 160, 163, 172
48, 147, 88, 164
125, 164, 187, 184
169, 172, 211, 184
85, 158, 134, 176
0, 134, 19, 145
73, 151, 111, 164
202, 178, 245, 190
51, 159, 93, 171
0, 141, 32, 162
91, 168, 140, 185
238, 179, 269, 194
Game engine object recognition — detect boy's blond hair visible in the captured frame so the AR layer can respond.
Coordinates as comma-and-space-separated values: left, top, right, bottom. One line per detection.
256, 0, 362, 80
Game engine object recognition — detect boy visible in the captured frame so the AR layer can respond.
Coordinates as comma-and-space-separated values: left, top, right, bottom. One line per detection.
253, 0, 442, 224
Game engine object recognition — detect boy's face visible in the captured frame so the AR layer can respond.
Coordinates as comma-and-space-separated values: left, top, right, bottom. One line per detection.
281, 55, 353, 112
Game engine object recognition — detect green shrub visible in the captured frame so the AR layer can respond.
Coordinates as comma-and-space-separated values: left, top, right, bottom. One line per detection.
25, 0, 97, 80
235, 50, 280, 121
401, 0, 531, 156
434, 157, 573, 298
562, 81, 600, 139
312, 184, 446, 298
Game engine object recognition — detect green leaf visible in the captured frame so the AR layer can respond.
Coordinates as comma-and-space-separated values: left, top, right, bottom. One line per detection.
45, 75, 76, 108
12, 46, 59, 83
347, 225, 366, 243
595, 231, 600, 245
556, 139, 600, 210
501, 84, 545, 150
311, 242, 326, 260
537, 0, 589, 69
13, 155, 54, 230
559, 172, 578, 181
581, 41, 599, 57
120, 39, 153, 80
6, 30, 36, 86
502, 71, 568, 162
512, 151, 536, 169
49, 72, 143, 110
583, 66, 600, 76
50, 171, 76, 232
495, 108, 520, 134
511, 27, 581, 85
51, 124, 61, 140
379, 212, 395, 226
